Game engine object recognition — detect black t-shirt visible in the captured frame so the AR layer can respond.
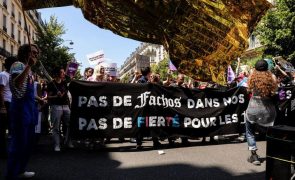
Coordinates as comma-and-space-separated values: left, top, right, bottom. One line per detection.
47, 80, 69, 105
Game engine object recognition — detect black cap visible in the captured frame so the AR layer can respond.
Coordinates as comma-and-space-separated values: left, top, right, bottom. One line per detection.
255, 60, 268, 71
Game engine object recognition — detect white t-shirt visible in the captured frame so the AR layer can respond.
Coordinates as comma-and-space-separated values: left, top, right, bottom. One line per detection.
0, 71, 12, 102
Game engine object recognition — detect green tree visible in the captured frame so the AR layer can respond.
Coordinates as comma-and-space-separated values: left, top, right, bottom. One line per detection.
255, 0, 295, 64
151, 57, 170, 79
121, 74, 131, 83
34, 16, 75, 79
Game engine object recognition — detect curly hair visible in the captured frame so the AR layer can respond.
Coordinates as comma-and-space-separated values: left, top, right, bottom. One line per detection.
248, 70, 277, 97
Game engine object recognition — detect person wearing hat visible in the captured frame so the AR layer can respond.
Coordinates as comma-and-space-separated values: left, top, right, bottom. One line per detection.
244, 59, 278, 166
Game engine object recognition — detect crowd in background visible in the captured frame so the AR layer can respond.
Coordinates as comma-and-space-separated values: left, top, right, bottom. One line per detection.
1, 43, 295, 178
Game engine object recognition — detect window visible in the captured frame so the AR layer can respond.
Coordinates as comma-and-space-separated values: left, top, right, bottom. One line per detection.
3, 15, 7, 32
12, 4, 15, 17
11, 23, 15, 38
11, 45, 14, 55
18, 12, 22, 26
23, 36, 27, 44
3, 0, 7, 8
18, 30, 21, 43
3, 40, 6, 50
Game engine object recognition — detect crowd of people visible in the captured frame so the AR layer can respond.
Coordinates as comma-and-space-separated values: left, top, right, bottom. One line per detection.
1, 43, 295, 178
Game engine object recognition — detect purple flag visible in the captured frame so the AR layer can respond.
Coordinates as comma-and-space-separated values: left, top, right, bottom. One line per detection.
227, 65, 236, 83
169, 60, 177, 71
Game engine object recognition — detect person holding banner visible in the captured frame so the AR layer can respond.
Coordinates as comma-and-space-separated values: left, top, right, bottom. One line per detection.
130, 71, 141, 83
47, 68, 73, 152
245, 59, 277, 166
136, 67, 162, 150
169, 74, 190, 146
6, 44, 39, 179
85, 64, 106, 148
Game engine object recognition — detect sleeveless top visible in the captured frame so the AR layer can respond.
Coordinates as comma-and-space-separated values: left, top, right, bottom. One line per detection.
9, 62, 37, 126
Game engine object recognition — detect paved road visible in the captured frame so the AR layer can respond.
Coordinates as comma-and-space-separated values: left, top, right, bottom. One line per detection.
0, 136, 266, 180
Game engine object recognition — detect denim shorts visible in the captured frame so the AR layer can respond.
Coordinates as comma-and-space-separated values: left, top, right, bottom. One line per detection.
245, 96, 276, 127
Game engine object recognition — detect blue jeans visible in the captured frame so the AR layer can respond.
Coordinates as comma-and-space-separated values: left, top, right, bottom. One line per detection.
245, 96, 276, 151
245, 120, 257, 151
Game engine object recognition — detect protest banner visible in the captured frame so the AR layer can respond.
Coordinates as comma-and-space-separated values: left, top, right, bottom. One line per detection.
66, 61, 79, 78
86, 50, 104, 65
69, 81, 250, 138
104, 63, 117, 77
69, 81, 294, 139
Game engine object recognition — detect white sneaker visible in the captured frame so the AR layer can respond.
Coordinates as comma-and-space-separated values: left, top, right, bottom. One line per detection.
54, 146, 61, 152
237, 135, 245, 142
18, 171, 35, 178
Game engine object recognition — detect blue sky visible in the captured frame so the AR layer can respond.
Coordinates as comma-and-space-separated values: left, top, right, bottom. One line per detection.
39, 6, 141, 71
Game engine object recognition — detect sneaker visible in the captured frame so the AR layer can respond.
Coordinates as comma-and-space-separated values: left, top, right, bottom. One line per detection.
18, 171, 35, 178
130, 138, 137, 143
237, 135, 245, 142
54, 146, 61, 152
247, 154, 261, 165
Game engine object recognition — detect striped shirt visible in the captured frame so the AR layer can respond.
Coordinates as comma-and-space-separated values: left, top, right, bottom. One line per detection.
9, 61, 29, 99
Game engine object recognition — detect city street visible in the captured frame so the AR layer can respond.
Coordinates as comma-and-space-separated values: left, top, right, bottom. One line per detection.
0, 136, 267, 180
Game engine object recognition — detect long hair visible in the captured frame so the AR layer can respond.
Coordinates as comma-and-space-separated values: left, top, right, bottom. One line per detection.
248, 70, 277, 97
93, 64, 105, 77
17, 44, 39, 63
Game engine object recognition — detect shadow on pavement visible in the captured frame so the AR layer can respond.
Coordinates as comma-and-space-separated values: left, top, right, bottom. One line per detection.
0, 135, 265, 180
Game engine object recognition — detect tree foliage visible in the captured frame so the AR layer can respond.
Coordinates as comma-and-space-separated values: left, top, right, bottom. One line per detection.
151, 57, 170, 79
255, 0, 295, 64
34, 16, 75, 79
120, 74, 131, 83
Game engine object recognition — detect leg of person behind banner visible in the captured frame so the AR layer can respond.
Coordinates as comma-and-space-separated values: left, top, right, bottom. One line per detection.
136, 131, 143, 150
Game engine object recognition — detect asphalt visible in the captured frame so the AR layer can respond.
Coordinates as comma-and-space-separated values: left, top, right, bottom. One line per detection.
0, 135, 267, 180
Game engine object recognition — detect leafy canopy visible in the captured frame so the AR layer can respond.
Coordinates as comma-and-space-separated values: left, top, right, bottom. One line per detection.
34, 16, 76, 78
255, 0, 295, 64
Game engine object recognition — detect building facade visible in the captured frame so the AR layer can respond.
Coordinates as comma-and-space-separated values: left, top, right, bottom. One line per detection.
119, 43, 165, 79
0, 0, 41, 71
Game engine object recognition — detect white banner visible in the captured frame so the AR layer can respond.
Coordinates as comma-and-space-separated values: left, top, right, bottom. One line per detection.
103, 63, 117, 77
86, 50, 105, 65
